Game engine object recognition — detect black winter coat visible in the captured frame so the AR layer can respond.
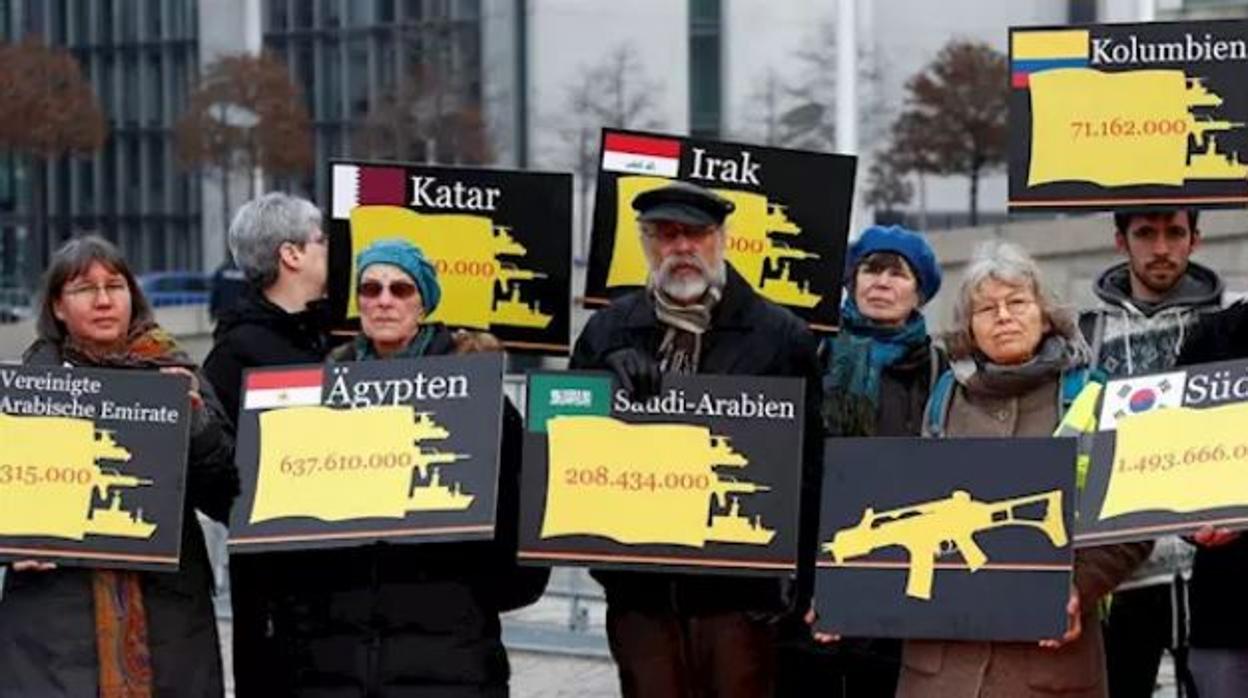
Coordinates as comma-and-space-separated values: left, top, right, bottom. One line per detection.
570, 265, 823, 614
0, 340, 236, 698
820, 337, 942, 438
222, 324, 549, 697
1176, 301, 1248, 649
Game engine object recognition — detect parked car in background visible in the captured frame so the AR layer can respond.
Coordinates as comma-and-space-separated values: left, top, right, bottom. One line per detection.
138, 271, 212, 307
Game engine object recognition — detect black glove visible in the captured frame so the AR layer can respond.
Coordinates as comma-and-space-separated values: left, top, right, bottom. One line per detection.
604, 348, 662, 400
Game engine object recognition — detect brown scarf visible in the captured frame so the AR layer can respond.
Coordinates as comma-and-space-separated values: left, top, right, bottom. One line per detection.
64, 319, 190, 698
652, 285, 721, 375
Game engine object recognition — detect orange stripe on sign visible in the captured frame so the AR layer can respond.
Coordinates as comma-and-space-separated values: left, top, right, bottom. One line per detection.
603, 133, 682, 159
245, 368, 323, 390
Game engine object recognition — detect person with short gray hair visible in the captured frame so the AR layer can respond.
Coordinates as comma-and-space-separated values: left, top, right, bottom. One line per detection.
228, 192, 324, 290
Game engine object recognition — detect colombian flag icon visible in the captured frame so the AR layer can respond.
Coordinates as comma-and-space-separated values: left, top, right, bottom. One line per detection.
1011, 30, 1090, 88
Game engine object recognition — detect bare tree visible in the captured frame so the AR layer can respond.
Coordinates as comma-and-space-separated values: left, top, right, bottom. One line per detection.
547, 44, 666, 258
0, 37, 107, 275
888, 40, 1008, 226
174, 52, 314, 235
863, 150, 915, 216
737, 68, 786, 146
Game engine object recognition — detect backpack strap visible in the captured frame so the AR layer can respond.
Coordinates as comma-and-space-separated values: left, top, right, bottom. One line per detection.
924, 369, 957, 438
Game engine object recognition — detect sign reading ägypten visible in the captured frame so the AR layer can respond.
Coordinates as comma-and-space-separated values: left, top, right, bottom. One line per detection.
584, 129, 857, 332
1009, 20, 1248, 212
228, 353, 505, 552
328, 159, 573, 354
0, 366, 191, 570
816, 437, 1077, 641
517, 372, 805, 575
1076, 358, 1248, 546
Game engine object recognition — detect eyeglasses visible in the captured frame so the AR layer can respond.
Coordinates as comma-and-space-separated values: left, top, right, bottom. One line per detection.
63, 280, 130, 300
643, 222, 717, 244
358, 279, 419, 300
972, 298, 1036, 320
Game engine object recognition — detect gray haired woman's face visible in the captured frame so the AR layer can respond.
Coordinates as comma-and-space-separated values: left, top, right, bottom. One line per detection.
968, 277, 1051, 366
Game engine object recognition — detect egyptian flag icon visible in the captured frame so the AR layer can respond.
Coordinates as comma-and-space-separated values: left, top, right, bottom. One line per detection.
243, 368, 325, 410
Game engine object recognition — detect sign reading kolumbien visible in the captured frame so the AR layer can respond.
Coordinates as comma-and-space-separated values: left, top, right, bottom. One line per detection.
1009, 19, 1248, 212
0, 365, 191, 571
1076, 358, 1248, 546
228, 353, 505, 552
328, 159, 573, 354
584, 128, 856, 332
816, 437, 1077, 641
517, 371, 805, 575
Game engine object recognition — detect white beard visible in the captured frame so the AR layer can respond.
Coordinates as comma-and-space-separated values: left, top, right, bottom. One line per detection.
660, 273, 710, 302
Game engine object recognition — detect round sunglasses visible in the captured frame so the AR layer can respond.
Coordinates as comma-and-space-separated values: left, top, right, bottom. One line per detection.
358, 279, 420, 300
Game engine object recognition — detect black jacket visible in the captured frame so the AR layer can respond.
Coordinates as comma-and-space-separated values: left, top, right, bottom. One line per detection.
203, 284, 330, 431
821, 338, 943, 438
1176, 301, 1248, 648
0, 341, 236, 698
570, 265, 823, 614
225, 325, 548, 697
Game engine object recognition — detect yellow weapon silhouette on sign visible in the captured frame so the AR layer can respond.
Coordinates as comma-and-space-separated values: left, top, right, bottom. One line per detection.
824, 489, 1068, 600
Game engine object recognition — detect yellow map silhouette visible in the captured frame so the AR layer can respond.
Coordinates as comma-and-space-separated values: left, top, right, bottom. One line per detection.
250, 406, 471, 523
1030, 69, 1248, 186
824, 489, 1067, 600
348, 206, 552, 331
0, 414, 156, 541
540, 415, 775, 547
605, 176, 822, 308
1101, 402, 1248, 520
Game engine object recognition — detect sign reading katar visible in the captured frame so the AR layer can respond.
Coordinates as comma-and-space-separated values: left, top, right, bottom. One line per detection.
328, 159, 573, 354
517, 371, 806, 575
585, 129, 856, 332
228, 353, 506, 552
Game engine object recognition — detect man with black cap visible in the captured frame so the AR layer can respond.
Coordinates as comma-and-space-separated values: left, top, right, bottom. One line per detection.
570, 181, 823, 697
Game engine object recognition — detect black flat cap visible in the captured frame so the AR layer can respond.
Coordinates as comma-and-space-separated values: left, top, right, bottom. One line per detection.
631, 181, 735, 226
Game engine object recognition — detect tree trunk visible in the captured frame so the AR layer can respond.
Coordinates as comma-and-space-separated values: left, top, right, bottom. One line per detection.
31, 157, 48, 289
968, 165, 980, 227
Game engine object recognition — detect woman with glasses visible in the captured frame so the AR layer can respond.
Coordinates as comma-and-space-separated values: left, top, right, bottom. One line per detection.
898, 241, 1151, 698
0, 236, 237, 698
252, 239, 548, 697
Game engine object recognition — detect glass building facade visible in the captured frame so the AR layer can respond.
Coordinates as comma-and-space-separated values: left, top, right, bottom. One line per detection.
0, 0, 202, 292
261, 0, 485, 204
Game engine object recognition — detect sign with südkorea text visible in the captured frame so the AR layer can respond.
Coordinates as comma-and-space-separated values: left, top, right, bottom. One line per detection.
816, 437, 1076, 641
0, 366, 190, 571
328, 159, 573, 354
517, 371, 805, 576
228, 353, 505, 552
1009, 19, 1248, 212
1076, 358, 1248, 546
584, 129, 856, 332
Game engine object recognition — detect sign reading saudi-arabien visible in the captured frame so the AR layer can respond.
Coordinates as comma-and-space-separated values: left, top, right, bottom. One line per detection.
328, 159, 572, 354
1076, 358, 1248, 547
517, 371, 805, 575
228, 353, 505, 552
1009, 20, 1248, 212
0, 366, 191, 571
584, 129, 856, 332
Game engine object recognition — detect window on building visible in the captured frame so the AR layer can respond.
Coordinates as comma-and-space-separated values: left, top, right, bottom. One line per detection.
404, 0, 423, 22
348, 0, 372, 26
120, 0, 136, 41
323, 39, 342, 119
99, 0, 113, 41
72, 0, 90, 43
78, 159, 95, 214
147, 0, 162, 39
348, 38, 369, 117
148, 138, 164, 205
321, 0, 341, 28
294, 0, 313, 28
688, 0, 721, 138
376, 0, 395, 23
267, 0, 288, 31
147, 51, 164, 124
123, 55, 139, 123
50, 0, 67, 43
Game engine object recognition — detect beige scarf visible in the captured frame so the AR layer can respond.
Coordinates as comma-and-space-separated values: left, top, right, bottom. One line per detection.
652, 285, 721, 375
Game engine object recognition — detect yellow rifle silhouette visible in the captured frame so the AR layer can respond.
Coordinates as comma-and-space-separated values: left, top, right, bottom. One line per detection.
708, 478, 771, 512
824, 489, 1068, 600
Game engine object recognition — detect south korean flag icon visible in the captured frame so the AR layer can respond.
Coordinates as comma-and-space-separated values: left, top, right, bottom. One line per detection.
1098, 370, 1188, 430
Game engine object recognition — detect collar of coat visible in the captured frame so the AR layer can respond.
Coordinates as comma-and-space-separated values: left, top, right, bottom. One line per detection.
620, 263, 756, 332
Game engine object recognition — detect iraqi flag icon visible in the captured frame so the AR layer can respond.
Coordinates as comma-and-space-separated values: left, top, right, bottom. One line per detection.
243, 368, 325, 410
1099, 370, 1188, 430
600, 133, 682, 177
331, 163, 408, 219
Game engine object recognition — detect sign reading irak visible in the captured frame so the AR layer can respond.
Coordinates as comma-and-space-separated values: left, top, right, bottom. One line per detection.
0, 366, 191, 571
1009, 19, 1248, 211
517, 371, 805, 575
585, 129, 856, 332
329, 159, 572, 354
228, 353, 505, 552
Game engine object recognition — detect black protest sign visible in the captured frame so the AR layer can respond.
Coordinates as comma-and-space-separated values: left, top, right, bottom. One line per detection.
228, 353, 505, 552
517, 371, 805, 576
0, 366, 190, 571
816, 437, 1076, 641
1076, 360, 1248, 546
1009, 20, 1248, 212
328, 159, 572, 354
584, 129, 856, 332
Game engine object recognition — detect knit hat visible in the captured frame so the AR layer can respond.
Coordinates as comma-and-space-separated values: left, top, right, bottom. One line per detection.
846, 225, 942, 304
355, 239, 441, 314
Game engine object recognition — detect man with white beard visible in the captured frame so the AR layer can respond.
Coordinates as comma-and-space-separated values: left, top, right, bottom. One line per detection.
570, 181, 823, 698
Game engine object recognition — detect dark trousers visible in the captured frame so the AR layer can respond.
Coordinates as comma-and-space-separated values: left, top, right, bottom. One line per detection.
606, 607, 777, 698
1105, 580, 1197, 698
774, 624, 900, 698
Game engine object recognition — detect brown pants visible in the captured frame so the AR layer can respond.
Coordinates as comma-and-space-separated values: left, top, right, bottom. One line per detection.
606, 607, 777, 698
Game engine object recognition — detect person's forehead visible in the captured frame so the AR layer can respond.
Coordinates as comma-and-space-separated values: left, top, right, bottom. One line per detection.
974, 277, 1033, 299
360, 263, 413, 282
1128, 212, 1190, 231
70, 261, 124, 280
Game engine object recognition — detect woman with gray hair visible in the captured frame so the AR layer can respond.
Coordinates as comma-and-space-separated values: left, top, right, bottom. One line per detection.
898, 241, 1151, 698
